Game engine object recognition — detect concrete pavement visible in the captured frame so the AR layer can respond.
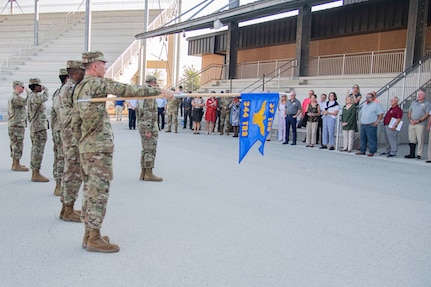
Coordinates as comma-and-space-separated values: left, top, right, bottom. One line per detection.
0, 120, 430, 287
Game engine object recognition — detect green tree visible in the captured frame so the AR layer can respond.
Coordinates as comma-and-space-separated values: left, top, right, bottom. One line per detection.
181, 65, 200, 92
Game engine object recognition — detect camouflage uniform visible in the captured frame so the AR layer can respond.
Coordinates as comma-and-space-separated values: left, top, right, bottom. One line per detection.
8, 87, 27, 160
27, 82, 49, 170
137, 98, 158, 168
165, 97, 181, 132
72, 73, 161, 230
218, 97, 233, 134
51, 72, 67, 182
58, 77, 83, 206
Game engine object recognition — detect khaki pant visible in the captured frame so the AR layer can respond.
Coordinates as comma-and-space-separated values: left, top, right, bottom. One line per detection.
342, 130, 355, 151
428, 131, 431, 160
408, 124, 425, 156
306, 122, 318, 145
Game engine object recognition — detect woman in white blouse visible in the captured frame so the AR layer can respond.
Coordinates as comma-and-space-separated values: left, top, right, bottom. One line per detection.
320, 92, 339, 150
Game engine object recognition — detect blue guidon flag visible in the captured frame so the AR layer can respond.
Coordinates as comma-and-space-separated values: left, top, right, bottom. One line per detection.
239, 93, 279, 163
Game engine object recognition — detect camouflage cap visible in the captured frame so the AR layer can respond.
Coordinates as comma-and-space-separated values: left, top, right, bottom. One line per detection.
29, 78, 41, 85
82, 51, 106, 64
13, 80, 24, 88
145, 75, 157, 83
59, 68, 68, 76
67, 60, 84, 70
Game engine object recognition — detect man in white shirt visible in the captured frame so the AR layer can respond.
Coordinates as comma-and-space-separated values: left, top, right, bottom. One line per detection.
126, 99, 138, 130
156, 97, 166, 130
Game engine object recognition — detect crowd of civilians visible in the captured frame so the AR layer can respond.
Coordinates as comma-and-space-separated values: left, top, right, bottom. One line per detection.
115, 84, 431, 163
278, 85, 431, 162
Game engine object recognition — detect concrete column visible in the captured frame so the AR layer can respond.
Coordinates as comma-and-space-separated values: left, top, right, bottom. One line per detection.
404, 0, 429, 69
226, 21, 239, 79
226, 0, 239, 79
294, 4, 312, 77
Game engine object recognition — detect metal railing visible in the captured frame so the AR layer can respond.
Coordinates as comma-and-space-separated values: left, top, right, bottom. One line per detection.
105, 40, 142, 80
236, 58, 296, 79
0, 9, 84, 72
104, 0, 178, 81
336, 52, 431, 149
308, 49, 405, 76
366, 52, 431, 111
169, 63, 225, 91
239, 58, 297, 93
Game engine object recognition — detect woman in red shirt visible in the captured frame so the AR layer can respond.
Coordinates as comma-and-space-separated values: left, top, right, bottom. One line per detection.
205, 95, 218, 135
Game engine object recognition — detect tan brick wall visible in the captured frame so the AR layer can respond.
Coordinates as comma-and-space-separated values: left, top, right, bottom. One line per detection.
200, 29, 415, 67
201, 54, 225, 67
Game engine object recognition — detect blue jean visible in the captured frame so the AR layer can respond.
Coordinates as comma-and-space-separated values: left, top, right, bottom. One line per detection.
322, 116, 336, 146
360, 124, 377, 154
285, 116, 297, 143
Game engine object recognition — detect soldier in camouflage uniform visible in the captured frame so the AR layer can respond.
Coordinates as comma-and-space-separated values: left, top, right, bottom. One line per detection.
57, 60, 85, 223
8, 80, 29, 172
137, 75, 163, 182
165, 88, 181, 133
218, 96, 233, 135
51, 69, 68, 196
71, 51, 173, 253
27, 78, 49, 182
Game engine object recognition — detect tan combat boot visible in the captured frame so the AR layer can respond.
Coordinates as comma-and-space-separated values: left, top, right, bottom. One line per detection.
53, 180, 62, 196
12, 159, 29, 172
31, 169, 49, 182
59, 203, 65, 220
144, 168, 163, 182
86, 229, 119, 253
82, 227, 110, 249
139, 168, 145, 180
62, 203, 81, 222
165, 128, 171, 133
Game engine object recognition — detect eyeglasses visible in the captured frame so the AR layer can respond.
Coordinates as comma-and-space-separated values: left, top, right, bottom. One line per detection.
366, 96, 373, 99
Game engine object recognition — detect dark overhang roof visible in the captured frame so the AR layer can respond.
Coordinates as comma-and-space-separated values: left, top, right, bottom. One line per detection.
135, 0, 335, 40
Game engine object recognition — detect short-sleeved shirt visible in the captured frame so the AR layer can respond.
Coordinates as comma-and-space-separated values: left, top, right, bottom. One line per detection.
409, 100, 431, 126
360, 101, 384, 125
383, 105, 403, 126
285, 98, 301, 116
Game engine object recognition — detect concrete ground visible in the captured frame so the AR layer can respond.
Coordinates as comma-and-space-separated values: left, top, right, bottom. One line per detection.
0, 119, 430, 287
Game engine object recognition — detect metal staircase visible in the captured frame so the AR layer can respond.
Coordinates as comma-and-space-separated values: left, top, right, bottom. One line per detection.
105, 0, 179, 83
369, 52, 431, 111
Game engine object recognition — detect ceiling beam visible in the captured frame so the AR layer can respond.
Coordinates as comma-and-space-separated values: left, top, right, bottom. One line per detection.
135, 0, 334, 40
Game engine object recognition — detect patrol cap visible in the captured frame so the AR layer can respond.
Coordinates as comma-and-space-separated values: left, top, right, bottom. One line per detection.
13, 80, 24, 88
59, 68, 68, 76
66, 60, 84, 70
29, 78, 41, 85
82, 51, 106, 64
145, 75, 157, 83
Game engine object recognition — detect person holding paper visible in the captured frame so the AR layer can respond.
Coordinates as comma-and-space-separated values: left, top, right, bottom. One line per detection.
382, 96, 403, 157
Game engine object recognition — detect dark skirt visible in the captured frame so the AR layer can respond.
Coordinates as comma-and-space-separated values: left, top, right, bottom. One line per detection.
192, 108, 203, 122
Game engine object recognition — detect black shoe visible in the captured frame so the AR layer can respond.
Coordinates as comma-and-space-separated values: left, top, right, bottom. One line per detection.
282, 141, 288, 145
319, 146, 327, 149
426, 160, 431, 163
329, 146, 334, 150
182, 127, 186, 129
416, 156, 421, 160
404, 155, 415, 159
290, 142, 296, 146
387, 154, 395, 158
380, 152, 386, 155
302, 139, 306, 143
